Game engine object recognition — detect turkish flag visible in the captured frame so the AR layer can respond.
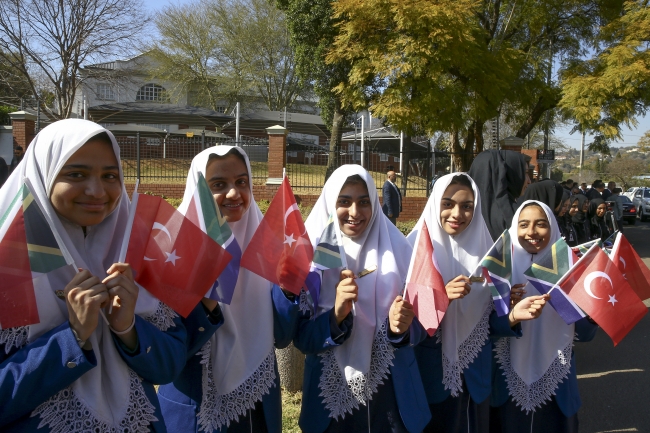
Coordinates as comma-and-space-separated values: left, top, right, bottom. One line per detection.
404, 221, 448, 336
125, 194, 232, 317
610, 234, 650, 301
559, 245, 647, 345
240, 175, 313, 295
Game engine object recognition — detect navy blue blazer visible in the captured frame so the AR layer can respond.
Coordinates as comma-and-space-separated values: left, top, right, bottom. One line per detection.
491, 317, 598, 417
0, 303, 205, 432
294, 308, 431, 433
158, 285, 299, 433
382, 180, 402, 218
415, 310, 522, 406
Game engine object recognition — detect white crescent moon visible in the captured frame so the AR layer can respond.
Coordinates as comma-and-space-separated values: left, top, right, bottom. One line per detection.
284, 204, 306, 235
583, 271, 612, 300
152, 222, 172, 242
619, 257, 626, 269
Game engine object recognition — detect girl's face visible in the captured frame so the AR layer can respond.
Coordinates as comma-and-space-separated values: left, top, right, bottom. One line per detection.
569, 200, 579, 217
596, 203, 607, 217
205, 154, 251, 222
50, 138, 121, 227
558, 199, 570, 217
336, 181, 372, 238
582, 200, 589, 213
439, 183, 474, 235
517, 205, 551, 254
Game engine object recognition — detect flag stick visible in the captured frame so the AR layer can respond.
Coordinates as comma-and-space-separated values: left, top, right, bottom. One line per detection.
111, 180, 140, 314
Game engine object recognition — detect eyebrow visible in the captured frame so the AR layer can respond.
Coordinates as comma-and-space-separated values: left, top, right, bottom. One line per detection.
338, 194, 370, 199
518, 219, 548, 224
62, 164, 120, 171
442, 197, 473, 204
208, 173, 249, 182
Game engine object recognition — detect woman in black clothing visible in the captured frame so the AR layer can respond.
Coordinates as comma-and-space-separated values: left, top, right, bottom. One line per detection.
564, 196, 580, 246
588, 198, 611, 241
571, 195, 591, 243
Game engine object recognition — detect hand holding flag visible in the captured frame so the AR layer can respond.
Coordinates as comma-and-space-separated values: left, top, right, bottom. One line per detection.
481, 230, 513, 316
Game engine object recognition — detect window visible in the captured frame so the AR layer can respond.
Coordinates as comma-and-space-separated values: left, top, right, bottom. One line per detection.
136, 83, 168, 102
644, 190, 650, 198
393, 156, 400, 163
97, 83, 114, 100
287, 151, 297, 157
216, 106, 227, 114
380, 153, 388, 161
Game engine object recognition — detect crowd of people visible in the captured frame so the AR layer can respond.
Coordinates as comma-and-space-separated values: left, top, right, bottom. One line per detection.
0, 120, 639, 433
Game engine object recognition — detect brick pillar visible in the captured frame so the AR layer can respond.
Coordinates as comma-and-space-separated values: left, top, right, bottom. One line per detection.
266, 125, 287, 185
9, 111, 37, 150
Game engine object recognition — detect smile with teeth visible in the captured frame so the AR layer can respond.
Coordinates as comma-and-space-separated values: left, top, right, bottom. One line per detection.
345, 219, 363, 225
526, 238, 542, 245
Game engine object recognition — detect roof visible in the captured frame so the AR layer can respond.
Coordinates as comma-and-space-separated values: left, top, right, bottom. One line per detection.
221, 110, 353, 138
88, 102, 234, 128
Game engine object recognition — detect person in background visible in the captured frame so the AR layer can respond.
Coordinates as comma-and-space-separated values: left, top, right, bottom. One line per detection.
611, 187, 625, 233
382, 169, 402, 225
602, 181, 616, 201
588, 198, 611, 242
586, 180, 605, 201
571, 186, 581, 196
9, 145, 23, 173
571, 195, 591, 243
0, 157, 7, 187
579, 183, 588, 195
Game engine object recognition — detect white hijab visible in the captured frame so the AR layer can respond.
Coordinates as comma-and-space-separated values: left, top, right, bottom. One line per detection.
0, 119, 162, 431
177, 146, 276, 432
495, 200, 575, 413
407, 173, 493, 397
304, 165, 412, 418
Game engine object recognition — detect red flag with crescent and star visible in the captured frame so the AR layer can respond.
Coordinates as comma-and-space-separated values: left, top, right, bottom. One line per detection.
609, 233, 650, 301
240, 174, 313, 295
125, 194, 232, 317
559, 243, 647, 345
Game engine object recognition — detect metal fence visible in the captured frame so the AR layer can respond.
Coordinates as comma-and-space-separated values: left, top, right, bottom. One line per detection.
118, 135, 465, 197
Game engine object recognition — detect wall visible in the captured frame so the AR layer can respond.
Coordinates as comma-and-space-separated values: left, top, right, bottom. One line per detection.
0, 126, 13, 164
125, 183, 428, 221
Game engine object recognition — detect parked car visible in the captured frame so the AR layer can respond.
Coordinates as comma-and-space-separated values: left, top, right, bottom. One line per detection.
632, 187, 650, 221
624, 187, 640, 200
606, 195, 637, 225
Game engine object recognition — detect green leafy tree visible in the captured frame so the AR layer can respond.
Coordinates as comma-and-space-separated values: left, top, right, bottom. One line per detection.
607, 156, 647, 189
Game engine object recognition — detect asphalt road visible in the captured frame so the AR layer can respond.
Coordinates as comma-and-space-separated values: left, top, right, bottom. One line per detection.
576, 220, 650, 433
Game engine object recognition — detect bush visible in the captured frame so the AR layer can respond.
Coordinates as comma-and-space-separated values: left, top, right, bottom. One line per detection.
396, 220, 417, 236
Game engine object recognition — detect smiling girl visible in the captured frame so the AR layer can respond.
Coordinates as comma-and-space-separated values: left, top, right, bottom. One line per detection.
407, 174, 548, 433
158, 146, 300, 433
0, 119, 192, 432
491, 201, 598, 433
295, 165, 430, 433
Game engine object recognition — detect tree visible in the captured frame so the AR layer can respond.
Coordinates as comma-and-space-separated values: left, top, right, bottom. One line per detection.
560, 1, 650, 140
607, 156, 647, 189
149, 0, 309, 113
275, 0, 357, 180
0, 0, 149, 120
638, 130, 650, 151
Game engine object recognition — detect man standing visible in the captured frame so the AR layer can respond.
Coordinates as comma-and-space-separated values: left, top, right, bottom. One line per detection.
587, 180, 605, 200
9, 146, 24, 173
580, 182, 588, 195
602, 181, 616, 201
382, 170, 402, 225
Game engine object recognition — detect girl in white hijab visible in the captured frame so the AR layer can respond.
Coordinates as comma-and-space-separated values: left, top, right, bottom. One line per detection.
295, 165, 430, 433
407, 174, 548, 433
491, 200, 598, 433
0, 119, 192, 432
158, 146, 300, 433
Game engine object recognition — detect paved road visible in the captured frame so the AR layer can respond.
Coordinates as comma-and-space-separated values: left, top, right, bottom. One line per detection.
576, 221, 650, 433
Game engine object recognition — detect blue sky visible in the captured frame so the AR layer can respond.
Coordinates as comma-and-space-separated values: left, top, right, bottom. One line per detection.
141, 0, 649, 149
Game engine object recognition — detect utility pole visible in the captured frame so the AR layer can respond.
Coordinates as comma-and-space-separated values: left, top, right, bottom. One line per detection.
579, 129, 585, 179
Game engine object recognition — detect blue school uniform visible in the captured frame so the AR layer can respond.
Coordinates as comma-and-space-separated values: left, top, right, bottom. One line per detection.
0, 302, 216, 432
158, 285, 299, 433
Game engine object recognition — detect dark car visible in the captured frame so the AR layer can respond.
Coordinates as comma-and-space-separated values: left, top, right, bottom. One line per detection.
606, 195, 636, 225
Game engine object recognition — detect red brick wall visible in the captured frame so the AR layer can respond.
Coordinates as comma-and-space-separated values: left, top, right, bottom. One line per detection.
11, 119, 35, 150
127, 182, 427, 220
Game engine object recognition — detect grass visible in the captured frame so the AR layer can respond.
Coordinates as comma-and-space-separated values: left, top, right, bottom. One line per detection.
281, 389, 303, 432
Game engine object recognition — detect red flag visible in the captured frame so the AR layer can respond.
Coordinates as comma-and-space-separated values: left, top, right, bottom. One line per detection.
0, 195, 38, 328
404, 221, 448, 336
125, 194, 232, 317
610, 234, 650, 301
559, 245, 647, 345
240, 175, 313, 295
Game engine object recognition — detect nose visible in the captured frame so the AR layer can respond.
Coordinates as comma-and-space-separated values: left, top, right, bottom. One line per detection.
348, 202, 359, 218
85, 175, 106, 198
450, 204, 461, 218
225, 185, 240, 200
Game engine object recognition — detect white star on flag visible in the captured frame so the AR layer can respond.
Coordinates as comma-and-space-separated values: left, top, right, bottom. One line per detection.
284, 233, 296, 248
608, 294, 618, 306
165, 249, 181, 265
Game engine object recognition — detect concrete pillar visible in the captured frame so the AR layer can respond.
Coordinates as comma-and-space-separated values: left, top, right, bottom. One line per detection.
9, 111, 37, 150
266, 125, 287, 185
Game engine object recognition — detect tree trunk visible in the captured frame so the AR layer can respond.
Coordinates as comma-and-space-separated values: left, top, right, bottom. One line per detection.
450, 128, 475, 172
275, 343, 304, 392
325, 100, 344, 181
474, 120, 484, 154
400, 135, 411, 197
515, 95, 559, 139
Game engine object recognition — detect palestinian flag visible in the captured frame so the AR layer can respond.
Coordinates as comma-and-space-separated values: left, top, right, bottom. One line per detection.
185, 173, 241, 304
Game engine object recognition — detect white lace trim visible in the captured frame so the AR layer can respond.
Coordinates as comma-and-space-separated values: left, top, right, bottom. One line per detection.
494, 338, 573, 413
31, 369, 158, 433
442, 303, 492, 397
142, 301, 178, 332
196, 340, 277, 432
0, 326, 28, 354
318, 320, 395, 420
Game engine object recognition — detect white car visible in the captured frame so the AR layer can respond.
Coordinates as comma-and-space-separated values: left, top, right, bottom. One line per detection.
624, 187, 641, 200
632, 187, 650, 221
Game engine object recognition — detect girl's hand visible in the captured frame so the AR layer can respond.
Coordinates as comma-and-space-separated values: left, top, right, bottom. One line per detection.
510, 284, 527, 307
65, 269, 109, 342
334, 270, 358, 325
389, 295, 415, 334
104, 263, 139, 333
446, 275, 471, 302
509, 294, 550, 326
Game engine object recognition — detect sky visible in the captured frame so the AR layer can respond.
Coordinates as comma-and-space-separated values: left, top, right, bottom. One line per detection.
141, 0, 650, 149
